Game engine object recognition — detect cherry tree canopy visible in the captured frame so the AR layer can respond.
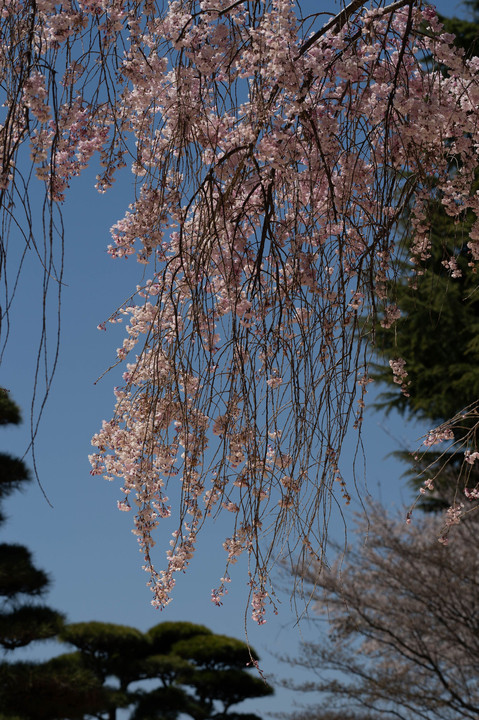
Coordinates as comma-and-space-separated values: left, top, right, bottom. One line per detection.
2, 0, 479, 619
283, 503, 479, 720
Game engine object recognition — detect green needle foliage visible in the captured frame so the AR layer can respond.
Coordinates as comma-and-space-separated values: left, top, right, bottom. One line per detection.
0, 391, 21, 426
372, 2, 479, 511
372, 201, 479, 510
373, 207, 479, 426
0, 659, 110, 720
60, 621, 149, 690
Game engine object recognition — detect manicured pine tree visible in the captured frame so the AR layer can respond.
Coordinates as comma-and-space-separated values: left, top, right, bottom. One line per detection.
0, 389, 108, 720
0, 389, 64, 651
57, 620, 274, 720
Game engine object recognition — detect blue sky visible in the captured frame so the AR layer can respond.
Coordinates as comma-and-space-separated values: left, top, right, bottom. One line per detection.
0, 0, 469, 717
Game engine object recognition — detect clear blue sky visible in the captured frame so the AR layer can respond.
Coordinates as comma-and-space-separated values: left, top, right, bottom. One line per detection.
0, 0, 468, 717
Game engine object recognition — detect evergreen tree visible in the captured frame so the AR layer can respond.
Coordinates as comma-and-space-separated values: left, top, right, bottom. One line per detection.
0, 389, 64, 651
0, 389, 107, 719
58, 620, 274, 720
373, 0, 479, 424
372, 2, 479, 511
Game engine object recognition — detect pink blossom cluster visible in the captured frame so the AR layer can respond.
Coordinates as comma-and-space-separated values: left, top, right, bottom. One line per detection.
87, 0, 479, 618
250, 588, 269, 625
442, 257, 462, 278
464, 450, 479, 464
438, 503, 465, 545
389, 358, 410, 397
423, 427, 455, 448
4, 0, 479, 620
464, 486, 479, 500
419, 478, 435, 495
381, 305, 401, 329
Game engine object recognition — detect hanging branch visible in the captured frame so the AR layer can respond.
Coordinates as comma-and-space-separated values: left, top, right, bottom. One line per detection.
1, 0, 479, 620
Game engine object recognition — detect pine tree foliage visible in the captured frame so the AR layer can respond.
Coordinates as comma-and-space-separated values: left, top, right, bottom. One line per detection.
370, 1, 479, 514
171, 633, 259, 669
0, 659, 110, 720
372, 216, 479, 424
58, 620, 273, 720
1, 617, 273, 719
0, 455, 30, 498
0, 391, 21, 427
0, 390, 30, 504
60, 621, 150, 689
0, 605, 65, 650
146, 622, 214, 654
0, 543, 50, 598
372, 0, 479, 423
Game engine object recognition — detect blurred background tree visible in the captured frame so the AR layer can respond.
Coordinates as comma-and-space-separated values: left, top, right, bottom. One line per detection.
58, 620, 273, 720
282, 504, 479, 720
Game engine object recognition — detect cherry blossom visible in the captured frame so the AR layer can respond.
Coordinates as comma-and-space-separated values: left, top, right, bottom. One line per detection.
1, 0, 479, 620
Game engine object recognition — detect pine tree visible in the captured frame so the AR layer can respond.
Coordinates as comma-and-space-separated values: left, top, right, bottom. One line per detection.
0, 389, 107, 719
58, 620, 274, 720
0, 390, 64, 651
372, 2, 479, 511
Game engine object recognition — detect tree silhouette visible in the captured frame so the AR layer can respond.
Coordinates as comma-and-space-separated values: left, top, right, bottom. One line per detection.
0, 390, 64, 652
58, 620, 273, 720
0, 390, 109, 719
0, 658, 110, 720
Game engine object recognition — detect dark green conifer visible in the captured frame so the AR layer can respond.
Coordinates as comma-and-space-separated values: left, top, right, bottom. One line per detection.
57, 620, 273, 720
372, 2, 479, 510
0, 390, 106, 719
